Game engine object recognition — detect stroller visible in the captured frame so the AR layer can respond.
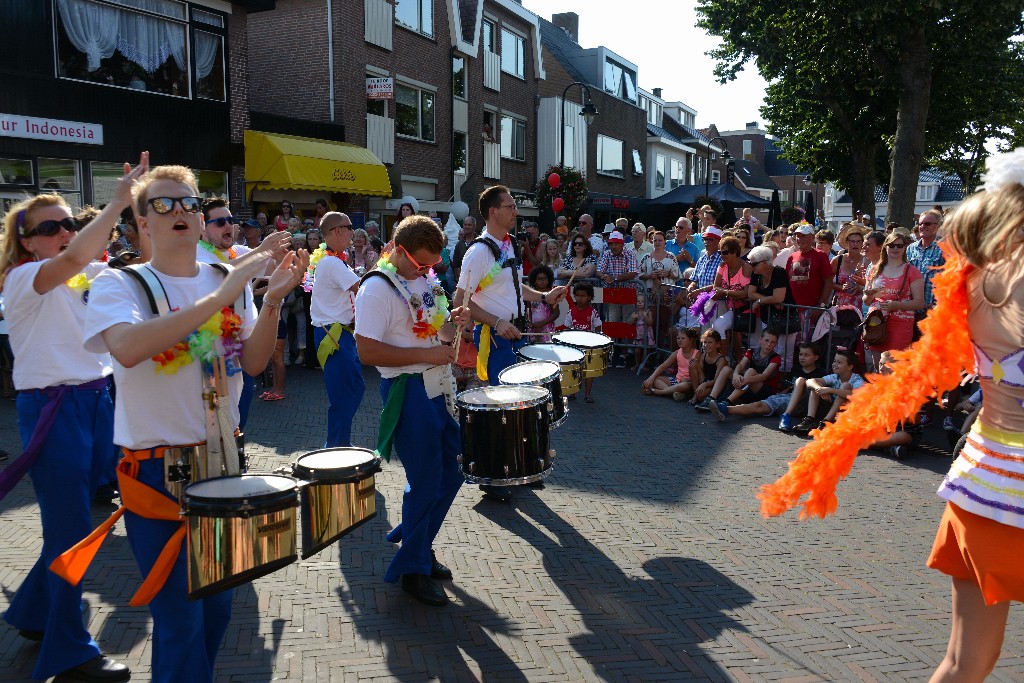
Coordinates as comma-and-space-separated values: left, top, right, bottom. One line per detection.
812, 305, 864, 368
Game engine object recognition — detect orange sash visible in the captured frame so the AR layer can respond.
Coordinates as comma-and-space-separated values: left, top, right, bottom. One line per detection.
50, 449, 186, 606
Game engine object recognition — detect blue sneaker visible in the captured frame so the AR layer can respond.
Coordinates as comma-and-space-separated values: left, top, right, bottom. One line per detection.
694, 398, 712, 412
778, 413, 793, 431
709, 400, 727, 422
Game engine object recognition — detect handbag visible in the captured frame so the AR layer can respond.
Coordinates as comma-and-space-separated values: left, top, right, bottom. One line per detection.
861, 264, 910, 346
767, 304, 801, 334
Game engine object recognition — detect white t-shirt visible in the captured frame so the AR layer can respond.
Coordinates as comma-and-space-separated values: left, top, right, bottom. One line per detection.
355, 273, 439, 379
84, 263, 257, 450
310, 254, 359, 326
457, 232, 522, 321
774, 246, 795, 269
196, 242, 252, 264
4, 260, 112, 390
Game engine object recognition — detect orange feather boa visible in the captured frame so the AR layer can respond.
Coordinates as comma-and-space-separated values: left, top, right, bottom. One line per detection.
758, 242, 975, 519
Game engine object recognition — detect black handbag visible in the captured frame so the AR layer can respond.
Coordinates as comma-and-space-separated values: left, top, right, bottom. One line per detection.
767, 305, 801, 334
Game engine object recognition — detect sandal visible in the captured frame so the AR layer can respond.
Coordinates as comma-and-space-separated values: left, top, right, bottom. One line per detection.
260, 391, 285, 401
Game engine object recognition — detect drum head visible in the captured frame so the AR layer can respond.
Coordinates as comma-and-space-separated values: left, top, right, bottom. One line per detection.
294, 447, 381, 482
519, 343, 584, 364
554, 330, 612, 349
499, 361, 559, 386
456, 385, 550, 409
186, 474, 296, 501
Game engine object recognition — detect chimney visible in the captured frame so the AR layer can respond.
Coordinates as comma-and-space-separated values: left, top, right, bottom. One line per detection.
552, 12, 579, 43
746, 121, 758, 129
652, 87, 662, 98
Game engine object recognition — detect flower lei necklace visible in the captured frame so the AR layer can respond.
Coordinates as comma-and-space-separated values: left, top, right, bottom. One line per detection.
474, 236, 513, 293
199, 240, 236, 263
151, 307, 243, 375
303, 245, 346, 292
65, 273, 92, 294
376, 254, 450, 339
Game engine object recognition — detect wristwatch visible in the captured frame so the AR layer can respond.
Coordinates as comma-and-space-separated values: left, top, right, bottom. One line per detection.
541, 292, 547, 304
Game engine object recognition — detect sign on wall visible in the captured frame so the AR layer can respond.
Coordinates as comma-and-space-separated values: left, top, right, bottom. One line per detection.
0, 113, 103, 145
366, 78, 394, 100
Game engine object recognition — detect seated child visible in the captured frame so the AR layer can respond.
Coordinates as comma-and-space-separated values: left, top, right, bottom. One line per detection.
709, 328, 781, 420
692, 328, 732, 410
526, 265, 560, 342
710, 342, 823, 423
563, 282, 602, 403
628, 291, 656, 371
641, 327, 699, 400
787, 348, 866, 433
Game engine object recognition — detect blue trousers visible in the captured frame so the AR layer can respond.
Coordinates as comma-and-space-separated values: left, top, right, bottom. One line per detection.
473, 325, 526, 386
238, 372, 255, 431
315, 326, 365, 448
4, 383, 114, 679
124, 457, 233, 683
381, 375, 463, 583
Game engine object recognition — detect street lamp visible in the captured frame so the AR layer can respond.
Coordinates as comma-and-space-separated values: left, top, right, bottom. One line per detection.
704, 136, 731, 199
560, 81, 598, 169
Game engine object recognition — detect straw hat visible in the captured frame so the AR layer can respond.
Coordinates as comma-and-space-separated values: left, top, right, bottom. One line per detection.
837, 222, 870, 250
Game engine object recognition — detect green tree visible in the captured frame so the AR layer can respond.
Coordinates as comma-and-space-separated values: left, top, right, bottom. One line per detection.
698, 0, 1024, 225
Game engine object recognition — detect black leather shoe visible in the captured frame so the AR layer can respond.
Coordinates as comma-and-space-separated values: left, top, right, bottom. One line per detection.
430, 551, 453, 580
18, 629, 43, 641
401, 573, 449, 606
480, 484, 512, 502
58, 655, 131, 682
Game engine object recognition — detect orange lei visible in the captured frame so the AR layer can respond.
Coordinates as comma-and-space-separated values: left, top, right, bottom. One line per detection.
758, 242, 975, 519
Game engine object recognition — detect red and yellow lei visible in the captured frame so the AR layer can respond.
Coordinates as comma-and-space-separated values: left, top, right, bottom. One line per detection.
151, 307, 244, 375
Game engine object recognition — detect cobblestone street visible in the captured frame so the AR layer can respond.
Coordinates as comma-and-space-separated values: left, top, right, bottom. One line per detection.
2, 366, 1022, 682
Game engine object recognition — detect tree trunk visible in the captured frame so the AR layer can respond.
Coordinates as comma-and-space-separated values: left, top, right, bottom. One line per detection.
847, 140, 879, 220
887, 26, 932, 227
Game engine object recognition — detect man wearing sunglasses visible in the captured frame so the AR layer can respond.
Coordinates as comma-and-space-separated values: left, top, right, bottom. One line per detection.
907, 209, 944, 311
77, 164, 308, 682
454, 186, 567, 502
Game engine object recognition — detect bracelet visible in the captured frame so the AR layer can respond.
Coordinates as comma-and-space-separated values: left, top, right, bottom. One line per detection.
263, 299, 283, 312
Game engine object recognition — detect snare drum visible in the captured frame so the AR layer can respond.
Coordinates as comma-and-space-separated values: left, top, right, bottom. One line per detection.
184, 474, 298, 600
292, 447, 382, 559
553, 330, 614, 378
499, 361, 567, 428
518, 343, 584, 395
456, 385, 554, 485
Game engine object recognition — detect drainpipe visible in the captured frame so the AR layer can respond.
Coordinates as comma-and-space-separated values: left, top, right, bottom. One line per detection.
327, 0, 335, 122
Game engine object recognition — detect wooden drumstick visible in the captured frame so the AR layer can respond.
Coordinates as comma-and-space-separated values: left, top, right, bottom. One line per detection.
452, 271, 473, 361
565, 263, 582, 291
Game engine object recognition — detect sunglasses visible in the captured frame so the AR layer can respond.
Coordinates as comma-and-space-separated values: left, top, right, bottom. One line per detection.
205, 216, 238, 227
573, 242, 586, 246
887, 243, 907, 249
21, 216, 80, 238
147, 196, 202, 214
399, 244, 441, 273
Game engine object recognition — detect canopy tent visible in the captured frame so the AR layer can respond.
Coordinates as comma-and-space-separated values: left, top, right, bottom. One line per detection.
244, 130, 393, 199
648, 182, 772, 208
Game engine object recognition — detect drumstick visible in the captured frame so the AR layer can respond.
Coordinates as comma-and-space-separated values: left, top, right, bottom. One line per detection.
452, 270, 473, 361
565, 263, 582, 291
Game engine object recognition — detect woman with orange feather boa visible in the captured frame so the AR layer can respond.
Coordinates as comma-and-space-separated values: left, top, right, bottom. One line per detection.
758, 147, 1024, 682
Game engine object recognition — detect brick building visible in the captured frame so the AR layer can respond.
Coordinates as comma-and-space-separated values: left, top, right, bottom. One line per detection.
536, 12, 647, 231
1, 1, 262, 217
248, 0, 544, 234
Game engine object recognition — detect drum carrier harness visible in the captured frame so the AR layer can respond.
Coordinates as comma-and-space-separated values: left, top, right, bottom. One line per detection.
469, 236, 527, 332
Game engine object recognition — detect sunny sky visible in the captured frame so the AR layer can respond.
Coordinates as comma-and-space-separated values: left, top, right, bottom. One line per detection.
520, 0, 769, 133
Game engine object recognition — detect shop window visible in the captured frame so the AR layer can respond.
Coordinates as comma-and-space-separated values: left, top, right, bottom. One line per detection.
39, 158, 81, 210
452, 55, 466, 99
596, 135, 623, 178
395, 83, 435, 142
500, 28, 525, 79
453, 131, 467, 174
0, 158, 33, 186
500, 115, 525, 161
655, 154, 665, 190
395, 0, 432, 37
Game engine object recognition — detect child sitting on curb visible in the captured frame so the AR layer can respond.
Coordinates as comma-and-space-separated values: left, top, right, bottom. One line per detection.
709, 328, 782, 420
641, 327, 699, 400
786, 348, 866, 433
692, 329, 732, 410
708, 342, 824, 423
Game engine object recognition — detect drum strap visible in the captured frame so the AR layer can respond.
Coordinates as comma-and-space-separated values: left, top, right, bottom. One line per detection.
50, 449, 185, 607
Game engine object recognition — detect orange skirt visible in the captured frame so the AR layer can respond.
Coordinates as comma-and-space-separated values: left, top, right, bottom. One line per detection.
927, 501, 1024, 605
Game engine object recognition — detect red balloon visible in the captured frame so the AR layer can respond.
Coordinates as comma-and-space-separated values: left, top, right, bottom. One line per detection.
551, 197, 565, 213
548, 173, 561, 189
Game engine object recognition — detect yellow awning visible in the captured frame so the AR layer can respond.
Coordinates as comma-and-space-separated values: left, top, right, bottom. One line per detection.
244, 130, 392, 196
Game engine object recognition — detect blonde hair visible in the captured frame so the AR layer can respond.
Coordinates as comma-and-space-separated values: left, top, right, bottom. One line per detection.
1, 193, 69, 289
943, 185, 1024, 268
133, 165, 198, 216
868, 230, 910, 281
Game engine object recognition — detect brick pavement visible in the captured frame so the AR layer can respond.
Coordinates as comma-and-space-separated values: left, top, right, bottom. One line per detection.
1, 364, 1022, 682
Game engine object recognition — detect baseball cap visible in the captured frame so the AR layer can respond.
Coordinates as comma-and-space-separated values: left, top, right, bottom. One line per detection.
608, 231, 625, 243
701, 225, 724, 240
242, 219, 260, 228
793, 224, 815, 235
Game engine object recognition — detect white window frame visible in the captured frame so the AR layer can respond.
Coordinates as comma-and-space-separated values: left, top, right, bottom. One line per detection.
395, 82, 435, 142
655, 154, 666, 190
500, 115, 526, 161
631, 149, 643, 176
596, 134, 624, 178
669, 158, 685, 189
500, 27, 525, 79
711, 170, 721, 184
394, 0, 433, 37
742, 139, 752, 157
